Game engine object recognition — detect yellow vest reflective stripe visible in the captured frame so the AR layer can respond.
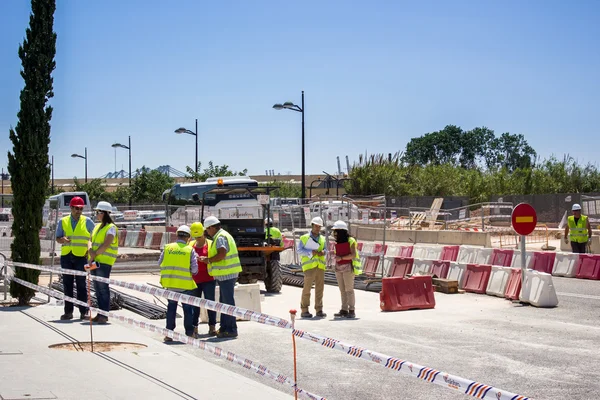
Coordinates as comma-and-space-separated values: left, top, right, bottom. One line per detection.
266, 227, 284, 247
91, 223, 119, 266
349, 237, 362, 275
568, 215, 589, 243
300, 234, 326, 272
60, 216, 90, 257
160, 242, 197, 290
207, 230, 242, 276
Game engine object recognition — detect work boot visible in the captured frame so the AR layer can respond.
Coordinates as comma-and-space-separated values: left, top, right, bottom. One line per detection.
163, 336, 173, 343
334, 310, 348, 318
208, 325, 217, 336
300, 311, 313, 319
217, 330, 238, 339
80, 311, 90, 320
60, 313, 73, 321
93, 315, 108, 324
193, 326, 198, 336
346, 310, 356, 319
315, 311, 327, 318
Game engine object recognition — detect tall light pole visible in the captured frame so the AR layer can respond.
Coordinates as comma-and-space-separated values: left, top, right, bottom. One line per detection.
49, 156, 54, 194
174, 119, 198, 174
71, 147, 87, 183
273, 91, 305, 202
1, 168, 9, 208
112, 136, 132, 207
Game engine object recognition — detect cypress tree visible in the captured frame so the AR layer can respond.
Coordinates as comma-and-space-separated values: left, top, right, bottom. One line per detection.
8, 0, 57, 305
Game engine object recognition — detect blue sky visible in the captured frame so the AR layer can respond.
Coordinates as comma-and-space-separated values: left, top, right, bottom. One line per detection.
1, 0, 599, 179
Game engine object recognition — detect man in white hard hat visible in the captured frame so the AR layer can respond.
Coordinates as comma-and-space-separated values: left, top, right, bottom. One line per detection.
159, 225, 198, 341
564, 204, 592, 253
199, 216, 242, 339
297, 216, 327, 318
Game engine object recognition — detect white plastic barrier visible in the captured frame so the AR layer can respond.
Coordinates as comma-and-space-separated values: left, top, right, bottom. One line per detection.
510, 250, 533, 269
280, 249, 295, 266
382, 257, 393, 277
386, 245, 400, 257
144, 232, 154, 248
473, 248, 493, 265
520, 269, 559, 307
125, 230, 139, 247
447, 262, 467, 288
201, 283, 262, 323
412, 259, 433, 275
552, 252, 579, 277
456, 246, 478, 264
360, 243, 375, 256
412, 245, 442, 260
486, 266, 511, 297
160, 232, 174, 250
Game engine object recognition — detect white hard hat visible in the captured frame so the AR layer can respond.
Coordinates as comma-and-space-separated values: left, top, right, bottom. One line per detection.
572, 204, 582, 211
94, 201, 112, 213
177, 225, 191, 235
332, 220, 348, 231
265, 218, 273, 224
203, 216, 221, 228
311, 216, 324, 226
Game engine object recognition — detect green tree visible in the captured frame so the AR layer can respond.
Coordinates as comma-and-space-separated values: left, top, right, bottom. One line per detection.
7, 0, 57, 305
130, 167, 175, 203
185, 161, 248, 182
73, 178, 108, 201
486, 132, 536, 172
110, 186, 131, 204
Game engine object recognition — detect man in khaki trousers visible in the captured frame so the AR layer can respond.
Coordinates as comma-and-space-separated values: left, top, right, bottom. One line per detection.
298, 217, 327, 318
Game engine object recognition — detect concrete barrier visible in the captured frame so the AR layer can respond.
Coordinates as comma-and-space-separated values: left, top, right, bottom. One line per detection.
560, 236, 599, 254
352, 226, 491, 247
201, 283, 262, 322
520, 270, 559, 307
486, 266, 511, 297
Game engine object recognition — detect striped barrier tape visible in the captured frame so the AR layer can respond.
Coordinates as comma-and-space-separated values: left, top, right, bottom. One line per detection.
9, 261, 293, 330
7, 275, 325, 400
9, 261, 530, 399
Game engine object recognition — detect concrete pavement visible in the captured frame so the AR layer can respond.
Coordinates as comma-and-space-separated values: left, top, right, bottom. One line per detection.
0, 304, 293, 400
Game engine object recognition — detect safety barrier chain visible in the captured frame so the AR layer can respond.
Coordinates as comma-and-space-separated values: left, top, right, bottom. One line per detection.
8, 262, 530, 400
7, 275, 325, 400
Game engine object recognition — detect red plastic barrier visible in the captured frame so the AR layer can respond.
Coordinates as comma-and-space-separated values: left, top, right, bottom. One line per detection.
399, 246, 413, 257
118, 229, 127, 247
430, 261, 450, 279
462, 264, 492, 294
373, 243, 383, 254
363, 256, 380, 277
380, 275, 436, 311
504, 268, 522, 300
357, 242, 364, 251
440, 245, 460, 261
575, 254, 600, 280
166, 227, 177, 233
283, 238, 294, 250
136, 230, 147, 248
490, 249, 514, 267
388, 257, 413, 278
530, 252, 556, 274
149, 232, 163, 250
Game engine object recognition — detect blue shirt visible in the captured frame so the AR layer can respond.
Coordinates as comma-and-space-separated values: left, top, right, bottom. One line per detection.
55, 215, 96, 238
297, 232, 327, 257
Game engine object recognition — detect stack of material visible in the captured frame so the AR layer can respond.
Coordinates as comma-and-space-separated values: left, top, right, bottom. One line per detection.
281, 265, 382, 293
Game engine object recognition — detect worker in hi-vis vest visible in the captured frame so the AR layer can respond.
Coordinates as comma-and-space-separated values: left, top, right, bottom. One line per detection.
200, 216, 242, 339
55, 196, 95, 321
297, 216, 327, 319
159, 225, 198, 341
564, 203, 592, 253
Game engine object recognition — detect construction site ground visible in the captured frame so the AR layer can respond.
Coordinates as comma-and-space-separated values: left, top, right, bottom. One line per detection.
2, 264, 599, 400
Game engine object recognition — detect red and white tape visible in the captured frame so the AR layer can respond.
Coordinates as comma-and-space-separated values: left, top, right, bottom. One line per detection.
8, 262, 530, 400
7, 275, 325, 400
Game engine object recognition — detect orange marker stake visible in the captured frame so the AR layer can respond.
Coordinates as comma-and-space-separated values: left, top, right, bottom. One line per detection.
289, 309, 298, 400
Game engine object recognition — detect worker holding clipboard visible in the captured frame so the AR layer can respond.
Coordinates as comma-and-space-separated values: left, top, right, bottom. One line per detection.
331, 220, 362, 319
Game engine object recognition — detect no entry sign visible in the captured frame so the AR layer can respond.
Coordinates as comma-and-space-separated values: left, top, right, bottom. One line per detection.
511, 203, 537, 236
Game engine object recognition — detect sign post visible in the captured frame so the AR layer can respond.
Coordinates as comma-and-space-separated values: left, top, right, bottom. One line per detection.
511, 203, 538, 297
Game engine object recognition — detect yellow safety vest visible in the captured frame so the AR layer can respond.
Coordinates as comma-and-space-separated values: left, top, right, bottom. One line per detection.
91, 223, 119, 266
160, 242, 197, 290
568, 215, 589, 243
265, 227, 284, 247
60, 216, 91, 257
207, 229, 242, 277
300, 234, 326, 272
349, 237, 363, 275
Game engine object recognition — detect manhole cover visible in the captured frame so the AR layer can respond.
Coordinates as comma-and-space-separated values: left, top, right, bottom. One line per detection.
49, 341, 147, 352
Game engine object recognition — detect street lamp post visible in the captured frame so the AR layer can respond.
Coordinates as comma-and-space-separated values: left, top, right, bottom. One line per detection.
273, 91, 305, 202
71, 147, 87, 183
49, 156, 54, 194
112, 136, 132, 207
1, 168, 9, 208
174, 119, 198, 174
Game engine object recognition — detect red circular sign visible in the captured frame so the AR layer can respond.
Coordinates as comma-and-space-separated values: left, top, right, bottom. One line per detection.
511, 203, 537, 236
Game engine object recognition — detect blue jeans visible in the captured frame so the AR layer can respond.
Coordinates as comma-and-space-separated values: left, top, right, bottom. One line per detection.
60, 254, 88, 315
217, 278, 237, 334
191, 280, 217, 327
91, 262, 112, 312
166, 289, 195, 336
